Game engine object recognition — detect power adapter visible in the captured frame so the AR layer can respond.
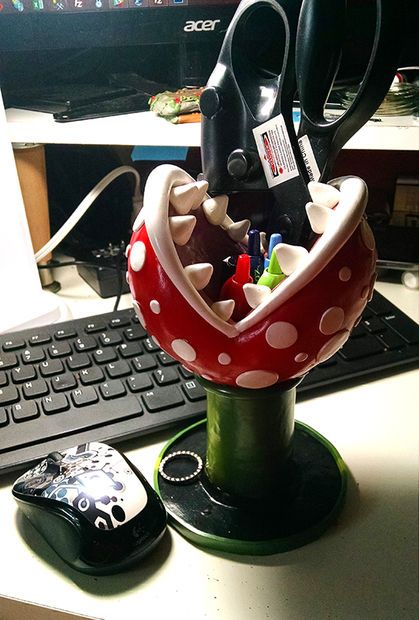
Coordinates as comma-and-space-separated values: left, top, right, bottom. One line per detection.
76, 243, 130, 299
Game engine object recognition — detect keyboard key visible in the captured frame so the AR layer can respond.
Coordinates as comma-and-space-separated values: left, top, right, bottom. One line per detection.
99, 380, 127, 400
157, 351, 177, 366
106, 360, 131, 379
93, 348, 118, 364
0, 385, 19, 406
49, 342, 72, 358
67, 353, 91, 371
22, 379, 49, 399
124, 325, 147, 341
178, 365, 195, 379
0, 371, 7, 387
11, 365, 37, 384
99, 331, 123, 347
84, 320, 106, 333
363, 317, 386, 334
0, 353, 17, 370
29, 333, 51, 346
71, 386, 99, 407
339, 335, 385, 360
21, 347, 46, 364
132, 354, 157, 372
377, 331, 406, 350
39, 359, 64, 377
42, 393, 69, 415
109, 317, 130, 329
142, 385, 184, 412
12, 401, 39, 422
127, 374, 153, 392
2, 337, 25, 351
118, 342, 142, 358
382, 314, 419, 344
182, 379, 206, 402
144, 337, 160, 352
52, 373, 78, 392
54, 327, 77, 340
368, 294, 397, 316
74, 336, 97, 352
0, 409, 8, 427
154, 367, 179, 385
80, 366, 105, 385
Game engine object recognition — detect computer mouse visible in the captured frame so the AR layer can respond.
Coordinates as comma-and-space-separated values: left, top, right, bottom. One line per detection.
12, 441, 167, 575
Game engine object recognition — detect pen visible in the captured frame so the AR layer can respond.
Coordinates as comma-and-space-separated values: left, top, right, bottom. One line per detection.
247, 229, 264, 282
219, 253, 253, 321
264, 233, 283, 268
257, 245, 286, 290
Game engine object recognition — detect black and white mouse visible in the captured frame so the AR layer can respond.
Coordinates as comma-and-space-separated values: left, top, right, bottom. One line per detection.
12, 442, 167, 575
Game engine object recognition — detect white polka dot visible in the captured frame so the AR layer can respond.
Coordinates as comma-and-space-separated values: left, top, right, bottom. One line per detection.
132, 300, 146, 328
265, 322, 298, 349
218, 353, 231, 365
130, 241, 146, 272
339, 267, 352, 282
201, 374, 212, 381
171, 339, 196, 362
151, 335, 160, 348
360, 220, 375, 251
319, 307, 345, 335
316, 330, 349, 364
294, 352, 308, 363
150, 300, 160, 314
125, 244, 131, 258
125, 271, 130, 285
235, 370, 279, 389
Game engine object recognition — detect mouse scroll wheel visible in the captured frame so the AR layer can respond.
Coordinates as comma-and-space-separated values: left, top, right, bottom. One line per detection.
47, 451, 64, 462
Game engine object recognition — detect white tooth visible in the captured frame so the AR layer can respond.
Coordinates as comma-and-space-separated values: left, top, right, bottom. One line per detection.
184, 263, 213, 290
308, 181, 340, 208
227, 219, 251, 242
243, 283, 271, 308
170, 180, 209, 214
274, 243, 309, 275
306, 201, 333, 234
202, 195, 229, 225
211, 299, 235, 321
169, 215, 196, 246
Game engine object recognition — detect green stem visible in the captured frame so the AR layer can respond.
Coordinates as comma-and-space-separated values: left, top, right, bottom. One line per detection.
199, 378, 298, 500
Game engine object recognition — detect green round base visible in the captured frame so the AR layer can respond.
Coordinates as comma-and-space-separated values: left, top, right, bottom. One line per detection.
155, 419, 348, 555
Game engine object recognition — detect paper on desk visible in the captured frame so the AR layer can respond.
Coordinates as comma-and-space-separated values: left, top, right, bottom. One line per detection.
0, 595, 102, 620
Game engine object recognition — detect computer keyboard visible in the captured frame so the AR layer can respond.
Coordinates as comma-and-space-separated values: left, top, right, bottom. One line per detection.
0, 291, 418, 475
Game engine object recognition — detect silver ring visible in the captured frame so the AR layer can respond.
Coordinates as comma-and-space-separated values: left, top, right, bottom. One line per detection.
158, 450, 203, 485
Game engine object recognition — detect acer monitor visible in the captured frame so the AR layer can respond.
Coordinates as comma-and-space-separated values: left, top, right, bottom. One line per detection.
0, 1, 241, 100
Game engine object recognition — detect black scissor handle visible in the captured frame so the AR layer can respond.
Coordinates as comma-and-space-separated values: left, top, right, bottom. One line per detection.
296, 0, 406, 181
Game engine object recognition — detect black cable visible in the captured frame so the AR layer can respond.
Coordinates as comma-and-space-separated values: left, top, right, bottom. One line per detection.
112, 249, 125, 312
37, 260, 119, 271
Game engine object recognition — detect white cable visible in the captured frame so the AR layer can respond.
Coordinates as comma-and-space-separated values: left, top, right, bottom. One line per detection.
35, 165, 141, 264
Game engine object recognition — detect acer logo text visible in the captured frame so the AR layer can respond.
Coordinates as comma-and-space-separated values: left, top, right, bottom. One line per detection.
184, 19, 221, 32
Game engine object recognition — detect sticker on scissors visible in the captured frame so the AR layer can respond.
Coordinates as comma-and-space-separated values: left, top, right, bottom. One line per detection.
298, 134, 321, 182
252, 114, 299, 188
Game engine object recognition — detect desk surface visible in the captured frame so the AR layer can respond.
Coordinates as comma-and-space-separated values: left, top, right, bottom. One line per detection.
6, 108, 419, 151
0, 273, 417, 620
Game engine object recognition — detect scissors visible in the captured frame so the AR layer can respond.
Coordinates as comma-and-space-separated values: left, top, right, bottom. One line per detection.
295, 0, 405, 183
200, 0, 404, 246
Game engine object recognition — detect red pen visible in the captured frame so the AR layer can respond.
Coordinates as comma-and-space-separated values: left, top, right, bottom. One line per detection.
219, 254, 253, 321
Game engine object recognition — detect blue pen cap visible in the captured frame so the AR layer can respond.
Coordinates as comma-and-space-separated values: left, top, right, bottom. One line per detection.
265, 233, 283, 268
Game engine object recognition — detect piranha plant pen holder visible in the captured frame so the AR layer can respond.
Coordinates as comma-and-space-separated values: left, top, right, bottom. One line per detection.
127, 165, 376, 554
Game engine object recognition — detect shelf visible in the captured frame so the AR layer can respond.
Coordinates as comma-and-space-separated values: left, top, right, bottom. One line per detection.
6, 108, 419, 151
